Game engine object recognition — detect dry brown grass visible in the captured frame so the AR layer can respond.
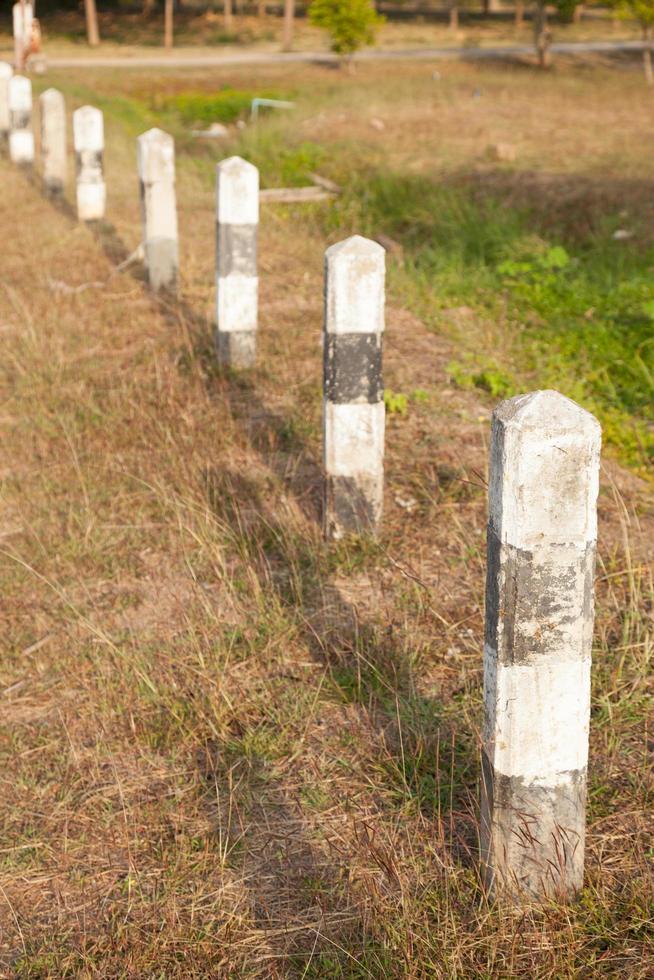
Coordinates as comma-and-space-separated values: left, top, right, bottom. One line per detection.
0, 57, 652, 977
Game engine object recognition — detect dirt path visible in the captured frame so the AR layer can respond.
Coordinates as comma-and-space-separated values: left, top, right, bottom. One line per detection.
35, 39, 649, 70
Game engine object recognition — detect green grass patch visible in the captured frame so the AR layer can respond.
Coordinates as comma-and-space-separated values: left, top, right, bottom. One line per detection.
316, 169, 654, 470
150, 88, 292, 127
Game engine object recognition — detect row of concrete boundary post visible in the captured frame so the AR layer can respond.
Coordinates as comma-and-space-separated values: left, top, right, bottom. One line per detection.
0, 66, 106, 222
0, 70, 603, 909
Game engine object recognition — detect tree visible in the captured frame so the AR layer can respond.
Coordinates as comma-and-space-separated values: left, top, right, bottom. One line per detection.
609, 0, 654, 83
84, 0, 100, 47
164, 0, 173, 51
282, 0, 295, 50
309, 0, 383, 63
224, 0, 233, 32
532, 0, 582, 69
533, 0, 551, 67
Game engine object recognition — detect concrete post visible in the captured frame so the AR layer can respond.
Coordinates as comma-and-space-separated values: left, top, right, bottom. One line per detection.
39, 88, 67, 196
137, 128, 179, 293
323, 236, 385, 540
12, 2, 33, 72
481, 389, 601, 904
215, 156, 259, 368
8, 74, 33, 166
73, 105, 105, 222
0, 63, 13, 144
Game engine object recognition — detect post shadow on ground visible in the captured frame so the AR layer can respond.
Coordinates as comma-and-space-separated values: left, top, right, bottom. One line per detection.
205, 465, 480, 860
86, 204, 480, 864
29, 174, 481, 950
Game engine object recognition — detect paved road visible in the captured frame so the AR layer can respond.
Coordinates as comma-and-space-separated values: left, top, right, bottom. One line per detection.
43, 39, 646, 70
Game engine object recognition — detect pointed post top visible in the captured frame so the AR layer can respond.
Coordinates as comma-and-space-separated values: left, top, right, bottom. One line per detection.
489, 389, 601, 550
493, 389, 600, 438
137, 128, 175, 182
216, 155, 258, 178
216, 155, 259, 226
73, 105, 104, 149
138, 127, 173, 146
325, 235, 385, 336
40, 88, 64, 106
325, 234, 385, 265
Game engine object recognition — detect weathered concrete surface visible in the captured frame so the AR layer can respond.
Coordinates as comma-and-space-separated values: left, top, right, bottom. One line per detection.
481, 389, 601, 904
137, 128, 179, 293
39, 88, 67, 196
73, 105, 105, 222
0, 63, 13, 141
323, 236, 386, 540
8, 74, 33, 165
215, 156, 259, 368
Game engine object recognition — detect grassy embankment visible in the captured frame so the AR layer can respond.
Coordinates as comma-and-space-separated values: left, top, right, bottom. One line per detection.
50, 57, 654, 469
0, 58, 652, 975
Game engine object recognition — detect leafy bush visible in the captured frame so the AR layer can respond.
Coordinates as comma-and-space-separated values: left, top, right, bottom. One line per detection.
151, 89, 287, 126
309, 0, 383, 57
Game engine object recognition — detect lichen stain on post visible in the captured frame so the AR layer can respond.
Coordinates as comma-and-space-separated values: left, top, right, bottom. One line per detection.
481, 389, 601, 905
323, 236, 386, 540
215, 155, 259, 369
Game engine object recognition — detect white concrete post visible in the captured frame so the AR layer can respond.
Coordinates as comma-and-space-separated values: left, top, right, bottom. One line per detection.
73, 105, 106, 222
0, 63, 13, 144
137, 128, 179, 293
323, 236, 385, 540
215, 156, 259, 368
12, 3, 33, 72
481, 389, 601, 904
39, 88, 67, 196
8, 74, 34, 166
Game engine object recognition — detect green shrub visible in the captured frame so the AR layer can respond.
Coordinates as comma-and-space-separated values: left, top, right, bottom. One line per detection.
151, 89, 287, 127
309, 0, 383, 57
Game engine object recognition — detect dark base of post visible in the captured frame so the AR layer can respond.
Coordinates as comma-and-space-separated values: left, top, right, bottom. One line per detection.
44, 178, 64, 197
480, 750, 586, 903
324, 473, 382, 540
145, 238, 178, 294
216, 329, 256, 369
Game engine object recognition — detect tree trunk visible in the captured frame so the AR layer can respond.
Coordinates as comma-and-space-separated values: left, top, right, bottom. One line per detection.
643, 27, 654, 85
449, 3, 459, 32
143, 0, 156, 15
258, 0, 266, 16
282, 0, 295, 51
515, 1, 524, 29
224, 0, 233, 32
533, 0, 551, 68
164, 0, 173, 51
573, 3, 584, 24
84, 0, 100, 47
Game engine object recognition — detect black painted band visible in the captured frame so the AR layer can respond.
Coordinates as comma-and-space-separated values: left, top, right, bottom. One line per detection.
324, 332, 383, 404
216, 223, 258, 278
485, 528, 596, 665
75, 148, 103, 178
480, 749, 586, 899
10, 111, 30, 130
324, 473, 381, 536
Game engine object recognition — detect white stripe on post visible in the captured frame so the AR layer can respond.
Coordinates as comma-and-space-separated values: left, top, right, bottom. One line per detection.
0, 62, 13, 143
137, 128, 179, 293
39, 88, 67, 196
73, 105, 106, 222
215, 156, 259, 368
481, 389, 601, 903
323, 236, 385, 540
8, 74, 34, 166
